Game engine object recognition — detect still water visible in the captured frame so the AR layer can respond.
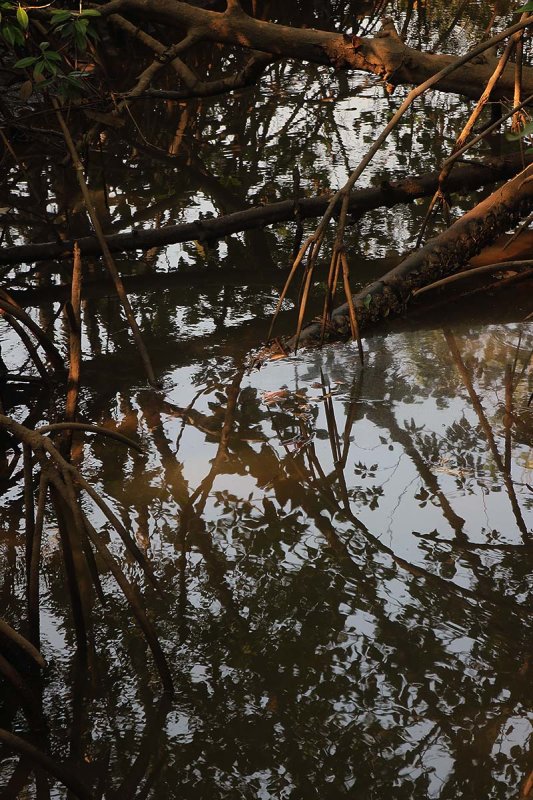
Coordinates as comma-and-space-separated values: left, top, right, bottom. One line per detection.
0, 0, 532, 797
2, 298, 532, 798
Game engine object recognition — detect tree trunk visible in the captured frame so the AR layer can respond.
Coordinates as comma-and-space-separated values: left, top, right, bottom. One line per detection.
98, 2, 533, 103
1, 152, 530, 265
288, 164, 533, 349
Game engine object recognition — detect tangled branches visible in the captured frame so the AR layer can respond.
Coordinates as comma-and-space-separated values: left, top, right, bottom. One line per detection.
268, 14, 533, 351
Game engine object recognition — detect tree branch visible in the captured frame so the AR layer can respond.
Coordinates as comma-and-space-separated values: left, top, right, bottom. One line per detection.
93, 2, 533, 102
0, 152, 529, 265
285, 164, 533, 350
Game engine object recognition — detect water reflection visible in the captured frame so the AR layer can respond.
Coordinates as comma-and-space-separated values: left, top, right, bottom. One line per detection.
150, 322, 532, 798
0, 0, 532, 795
3, 319, 531, 797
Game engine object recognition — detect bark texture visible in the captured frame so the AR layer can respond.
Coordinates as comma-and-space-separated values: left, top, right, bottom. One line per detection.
96, 2, 533, 102
288, 163, 533, 349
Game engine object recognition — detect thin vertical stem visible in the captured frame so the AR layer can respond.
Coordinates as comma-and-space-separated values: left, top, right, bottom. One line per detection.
65, 243, 82, 423
23, 445, 35, 587
63, 242, 83, 459
340, 251, 364, 365
513, 30, 524, 131
52, 99, 157, 386
28, 474, 47, 648
320, 249, 341, 344
504, 362, 513, 473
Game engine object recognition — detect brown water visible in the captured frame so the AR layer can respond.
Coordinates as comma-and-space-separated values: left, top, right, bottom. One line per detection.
0, 1, 532, 797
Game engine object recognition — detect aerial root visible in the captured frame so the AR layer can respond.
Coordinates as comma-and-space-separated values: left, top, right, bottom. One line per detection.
0, 414, 173, 695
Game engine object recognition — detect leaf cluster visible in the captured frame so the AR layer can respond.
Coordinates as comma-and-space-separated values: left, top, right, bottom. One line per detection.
2, 3, 100, 98
0, 2, 28, 47
49, 7, 100, 52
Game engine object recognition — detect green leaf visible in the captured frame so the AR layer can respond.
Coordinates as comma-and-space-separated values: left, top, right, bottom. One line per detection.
16, 5, 28, 29
73, 26, 87, 49
33, 77, 53, 91
44, 49, 61, 61
65, 74, 82, 86
50, 9, 71, 23
14, 55, 37, 68
2, 24, 16, 46
363, 294, 372, 309
58, 21, 74, 37
78, 8, 100, 15
33, 58, 46, 77
13, 24, 24, 43
516, 0, 533, 10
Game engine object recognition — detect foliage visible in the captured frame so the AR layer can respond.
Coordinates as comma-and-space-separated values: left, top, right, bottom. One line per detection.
1, 2, 100, 97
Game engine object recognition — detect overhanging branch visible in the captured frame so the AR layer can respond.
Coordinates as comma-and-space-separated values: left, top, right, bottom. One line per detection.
0, 152, 529, 266
93, 1, 533, 103
287, 164, 533, 350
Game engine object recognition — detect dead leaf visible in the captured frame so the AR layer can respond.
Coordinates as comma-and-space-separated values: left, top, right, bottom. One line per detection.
262, 389, 288, 405
19, 80, 33, 101
266, 694, 279, 713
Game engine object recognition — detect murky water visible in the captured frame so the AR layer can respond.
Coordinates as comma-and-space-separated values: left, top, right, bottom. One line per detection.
0, 1, 532, 797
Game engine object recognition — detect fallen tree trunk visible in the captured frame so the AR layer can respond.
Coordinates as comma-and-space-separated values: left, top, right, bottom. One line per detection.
1, 152, 530, 266
287, 163, 533, 349
9, 234, 533, 308
95, 2, 533, 103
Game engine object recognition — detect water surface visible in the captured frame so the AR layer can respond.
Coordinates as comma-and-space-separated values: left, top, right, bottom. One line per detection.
0, 1, 532, 797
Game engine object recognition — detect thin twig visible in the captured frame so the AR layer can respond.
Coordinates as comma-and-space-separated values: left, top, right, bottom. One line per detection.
413, 259, 533, 295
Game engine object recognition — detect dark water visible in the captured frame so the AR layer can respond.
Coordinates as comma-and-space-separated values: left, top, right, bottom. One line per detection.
0, 1, 532, 798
